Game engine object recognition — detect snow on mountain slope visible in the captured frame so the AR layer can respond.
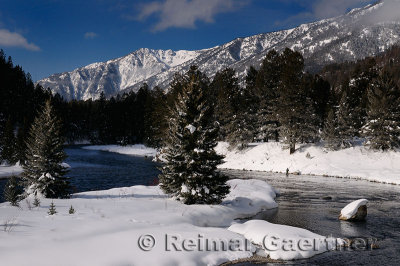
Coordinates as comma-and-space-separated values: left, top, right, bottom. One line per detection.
38, 1, 400, 100
39, 48, 203, 100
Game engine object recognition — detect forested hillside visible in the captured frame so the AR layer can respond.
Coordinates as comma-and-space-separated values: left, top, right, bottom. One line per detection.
2, 44, 400, 166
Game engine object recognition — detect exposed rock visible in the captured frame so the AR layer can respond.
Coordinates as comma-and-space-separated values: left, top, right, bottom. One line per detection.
339, 199, 368, 221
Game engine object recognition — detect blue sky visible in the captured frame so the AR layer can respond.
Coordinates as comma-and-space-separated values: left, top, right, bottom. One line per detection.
0, 0, 373, 81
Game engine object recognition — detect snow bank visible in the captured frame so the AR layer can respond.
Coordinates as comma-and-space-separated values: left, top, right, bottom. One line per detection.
228, 220, 342, 260
82, 144, 157, 157
216, 142, 400, 185
0, 163, 23, 178
0, 179, 277, 266
340, 199, 368, 220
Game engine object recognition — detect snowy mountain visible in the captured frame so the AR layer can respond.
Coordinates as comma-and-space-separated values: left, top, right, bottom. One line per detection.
38, 1, 400, 100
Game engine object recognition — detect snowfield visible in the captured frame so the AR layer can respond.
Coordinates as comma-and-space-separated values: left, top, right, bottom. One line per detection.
216, 142, 400, 185
0, 163, 23, 178
82, 144, 157, 157
0, 179, 286, 266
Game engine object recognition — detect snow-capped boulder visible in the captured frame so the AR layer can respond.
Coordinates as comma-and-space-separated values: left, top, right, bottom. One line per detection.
228, 220, 342, 260
339, 199, 368, 221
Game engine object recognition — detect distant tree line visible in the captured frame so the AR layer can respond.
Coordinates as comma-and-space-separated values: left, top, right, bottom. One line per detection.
1, 45, 400, 168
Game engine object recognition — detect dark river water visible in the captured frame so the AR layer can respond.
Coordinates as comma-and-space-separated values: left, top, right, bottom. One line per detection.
225, 170, 400, 266
0, 145, 160, 202
0, 147, 399, 265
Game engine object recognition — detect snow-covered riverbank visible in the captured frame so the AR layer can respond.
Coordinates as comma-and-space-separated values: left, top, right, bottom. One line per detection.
0, 163, 23, 178
82, 144, 157, 157
0, 163, 71, 179
0, 178, 344, 265
0, 179, 273, 265
216, 142, 400, 185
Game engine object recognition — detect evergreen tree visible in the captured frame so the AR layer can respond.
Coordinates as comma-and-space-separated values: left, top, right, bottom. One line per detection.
0, 118, 18, 165
4, 176, 22, 206
16, 122, 28, 165
303, 73, 331, 128
48, 201, 57, 215
362, 70, 400, 150
275, 49, 318, 154
144, 86, 168, 147
323, 108, 341, 150
245, 66, 258, 90
211, 68, 241, 139
225, 85, 256, 149
96, 91, 111, 144
22, 100, 70, 198
253, 50, 281, 142
159, 66, 230, 205
134, 84, 152, 143
69, 205, 75, 214
336, 64, 378, 144
0, 112, 5, 148
33, 196, 41, 207
336, 90, 358, 148
225, 66, 257, 148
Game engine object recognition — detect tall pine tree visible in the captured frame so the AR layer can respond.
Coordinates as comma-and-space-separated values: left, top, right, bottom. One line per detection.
159, 66, 230, 205
275, 49, 318, 154
253, 50, 281, 142
362, 70, 400, 150
323, 108, 341, 150
22, 100, 70, 198
336, 89, 358, 148
211, 68, 241, 140
225, 66, 257, 148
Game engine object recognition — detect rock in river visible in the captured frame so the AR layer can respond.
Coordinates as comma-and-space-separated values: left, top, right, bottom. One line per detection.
339, 199, 368, 221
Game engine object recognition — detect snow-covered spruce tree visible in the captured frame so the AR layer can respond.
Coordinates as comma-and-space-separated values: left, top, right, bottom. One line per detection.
4, 175, 22, 206
275, 49, 319, 154
336, 91, 355, 148
211, 68, 241, 140
48, 201, 57, 215
225, 84, 256, 149
253, 50, 281, 142
362, 70, 400, 150
323, 108, 341, 150
22, 100, 70, 198
159, 66, 230, 205
225, 66, 258, 149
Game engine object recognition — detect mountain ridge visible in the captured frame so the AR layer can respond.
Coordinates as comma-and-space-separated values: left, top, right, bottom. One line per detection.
38, 1, 400, 100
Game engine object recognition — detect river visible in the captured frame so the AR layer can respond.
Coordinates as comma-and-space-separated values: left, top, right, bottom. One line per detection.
225, 170, 400, 265
0, 146, 160, 202
0, 147, 399, 265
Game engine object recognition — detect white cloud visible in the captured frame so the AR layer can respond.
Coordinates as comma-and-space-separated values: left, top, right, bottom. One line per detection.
275, 0, 374, 27
277, 0, 400, 27
84, 32, 98, 39
136, 0, 248, 31
311, 0, 371, 19
0, 29, 40, 51
360, 0, 400, 24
